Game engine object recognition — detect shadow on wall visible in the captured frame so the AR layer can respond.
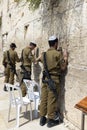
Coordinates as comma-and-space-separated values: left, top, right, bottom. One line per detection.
33, 62, 42, 85
59, 67, 68, 119
33, 47, 42, 85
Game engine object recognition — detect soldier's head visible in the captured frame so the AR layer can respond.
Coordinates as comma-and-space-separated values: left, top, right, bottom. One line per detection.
48, 36, 58, 49
10, 43, 17, 50
29, 42, 37, 50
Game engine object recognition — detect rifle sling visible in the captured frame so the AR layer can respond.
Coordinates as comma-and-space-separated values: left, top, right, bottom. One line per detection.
43, 52, 58, 98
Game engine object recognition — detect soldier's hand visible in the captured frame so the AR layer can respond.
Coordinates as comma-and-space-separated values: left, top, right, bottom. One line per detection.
3, 62, 7, 68
63, 49, 68, 62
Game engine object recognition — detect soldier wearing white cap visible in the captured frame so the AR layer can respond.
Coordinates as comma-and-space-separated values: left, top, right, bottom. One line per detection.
36, 35, 68, 127
20, 42, 37, 96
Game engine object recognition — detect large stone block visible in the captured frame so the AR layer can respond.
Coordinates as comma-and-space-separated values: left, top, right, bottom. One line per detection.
1, 0, 87, 129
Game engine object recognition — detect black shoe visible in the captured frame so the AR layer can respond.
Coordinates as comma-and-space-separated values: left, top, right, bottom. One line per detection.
10, 87, 17, 91
14, 88, 17, 90
47, 119, 59, 128
3, 85, 8, 91
40, 116, 47, 126
10, 87, 12, 91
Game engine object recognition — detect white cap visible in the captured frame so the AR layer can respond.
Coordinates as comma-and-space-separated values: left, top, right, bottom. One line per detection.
48, 35, 57, 41
30, 40, 38, 45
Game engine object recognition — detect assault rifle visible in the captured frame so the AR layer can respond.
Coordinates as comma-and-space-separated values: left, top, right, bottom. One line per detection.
42, 52, 58, 99
20, 49, 31, 85
20, 64, 31, 85
20, 64, 31, 79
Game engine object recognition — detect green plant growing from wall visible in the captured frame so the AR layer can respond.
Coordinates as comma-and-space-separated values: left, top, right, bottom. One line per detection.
14, 0, 42, 10
27, 0, 41, 10
14, 0, 20, 2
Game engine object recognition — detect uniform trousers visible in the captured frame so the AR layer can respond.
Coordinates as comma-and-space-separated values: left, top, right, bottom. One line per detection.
40, 82, 60, 119
4, 66, 14, 84
20, 66, 31, 97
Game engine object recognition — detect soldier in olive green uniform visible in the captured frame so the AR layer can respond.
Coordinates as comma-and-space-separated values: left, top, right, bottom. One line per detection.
36, 36, 68, 127
20, 42, 36, 96
2, 43, 20, 91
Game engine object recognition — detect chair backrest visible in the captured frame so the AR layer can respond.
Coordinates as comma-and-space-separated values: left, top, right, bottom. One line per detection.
5, 83, 23, 106
23, 79, 40, 100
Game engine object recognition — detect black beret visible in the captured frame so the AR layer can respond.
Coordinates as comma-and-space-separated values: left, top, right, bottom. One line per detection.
10, 43, 17, 48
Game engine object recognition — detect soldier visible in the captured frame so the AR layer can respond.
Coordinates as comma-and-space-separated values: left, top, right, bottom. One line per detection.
36, 36, 68, 127
20, 42, 36, 96
2, 43, 20, 91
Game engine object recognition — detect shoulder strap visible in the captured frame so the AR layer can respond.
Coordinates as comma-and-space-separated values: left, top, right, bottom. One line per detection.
7, 51, 10, 62
21, 49, 24, 63
43, 52, 58, 99
43, 52, 50, 79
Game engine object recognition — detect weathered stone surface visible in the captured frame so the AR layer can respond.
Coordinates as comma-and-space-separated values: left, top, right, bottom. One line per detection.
0, 0, 87, 129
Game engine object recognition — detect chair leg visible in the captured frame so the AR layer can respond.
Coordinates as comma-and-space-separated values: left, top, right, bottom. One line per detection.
24, 105, 28, 117
29, 103, 32, 121
81, 112, 85, 130
26, 105, 28, 112
16, 105, 21, 128
8, 103, 11, 122
36, 99, 39, 110
20, 106, 22, 113
34, 99, 39, 118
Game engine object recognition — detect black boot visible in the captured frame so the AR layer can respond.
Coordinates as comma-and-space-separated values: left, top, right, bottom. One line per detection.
47, 119, 59, 128
10, 87, 12, 91
3, 85, 8, 91
40, 116, 47, 126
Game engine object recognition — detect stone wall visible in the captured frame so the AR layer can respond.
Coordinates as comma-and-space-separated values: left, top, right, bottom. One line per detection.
0, 0, 87, 129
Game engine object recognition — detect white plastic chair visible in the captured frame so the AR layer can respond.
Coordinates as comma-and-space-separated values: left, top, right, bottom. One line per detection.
5, 83, 32, 128
23, 79, 40, 118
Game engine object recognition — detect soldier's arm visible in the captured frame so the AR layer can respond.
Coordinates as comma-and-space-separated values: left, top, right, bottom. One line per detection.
35, 52, 43, 63
15, 52, 20, 62
36, 56, 41, 62
31, 54, 35, 63
28, 51, 35, 63
60, 50, 68, 70
60, 59, 68, 70
31, 47, 39, 63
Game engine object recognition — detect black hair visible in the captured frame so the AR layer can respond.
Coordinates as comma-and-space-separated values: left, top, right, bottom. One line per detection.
48, 38, 58, 47
10, 43, 17, 48
30, 42, 36, 47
